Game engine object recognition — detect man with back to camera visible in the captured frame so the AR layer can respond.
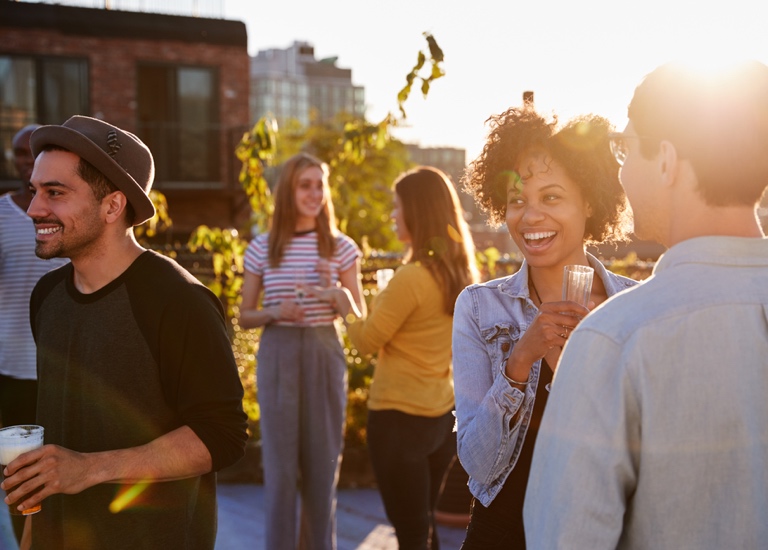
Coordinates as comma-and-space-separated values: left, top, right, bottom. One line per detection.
0, 115, 248, 549
524, 61, 768, 548
0, 125, 68, 543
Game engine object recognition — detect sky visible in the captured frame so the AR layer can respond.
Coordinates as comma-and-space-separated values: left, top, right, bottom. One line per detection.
222, 0, 768, 163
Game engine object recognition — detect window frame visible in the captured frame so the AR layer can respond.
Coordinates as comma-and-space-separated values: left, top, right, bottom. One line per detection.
136, 62, 221, 189
0, 53, 89, 186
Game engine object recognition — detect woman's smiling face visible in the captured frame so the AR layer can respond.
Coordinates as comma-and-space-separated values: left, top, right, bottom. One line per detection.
505, 151, 591, 269
293, 165, 327, 223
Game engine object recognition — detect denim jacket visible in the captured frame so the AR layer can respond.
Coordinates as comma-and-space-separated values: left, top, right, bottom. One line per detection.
452, 254, 638, 506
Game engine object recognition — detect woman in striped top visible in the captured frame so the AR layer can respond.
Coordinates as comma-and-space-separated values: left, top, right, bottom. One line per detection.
239, 152, 365, 550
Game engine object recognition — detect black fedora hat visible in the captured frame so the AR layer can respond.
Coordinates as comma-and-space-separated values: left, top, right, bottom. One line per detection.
30, 116, 156, 226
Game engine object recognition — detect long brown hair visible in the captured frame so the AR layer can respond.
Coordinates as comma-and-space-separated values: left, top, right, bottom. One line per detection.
268, 153, 337, 267
395, 166, 479, 315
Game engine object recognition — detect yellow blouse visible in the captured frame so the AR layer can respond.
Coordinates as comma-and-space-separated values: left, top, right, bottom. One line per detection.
346, 263, 455, 417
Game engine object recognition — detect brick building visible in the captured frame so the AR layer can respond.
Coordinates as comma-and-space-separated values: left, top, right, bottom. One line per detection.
0, 0, 251, 238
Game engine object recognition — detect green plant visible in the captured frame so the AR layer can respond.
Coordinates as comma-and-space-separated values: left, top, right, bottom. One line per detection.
187, 226, 247, 317
235, 117, 278, 233
181, 34, 447, 445
135, 190, 173, 244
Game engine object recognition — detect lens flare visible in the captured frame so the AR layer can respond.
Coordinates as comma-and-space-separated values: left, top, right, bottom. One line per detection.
109, 481, 151, 514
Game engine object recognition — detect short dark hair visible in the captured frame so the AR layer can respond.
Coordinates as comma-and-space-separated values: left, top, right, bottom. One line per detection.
41, 144, 136, 225
628, 61, 768, 206
463, 106, 631, 246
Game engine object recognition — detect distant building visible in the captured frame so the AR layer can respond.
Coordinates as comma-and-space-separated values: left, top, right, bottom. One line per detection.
404, 143, 513, 253
0, 0, 251, 237
405, 143, 478, 219
250, 41, 365, 126
405, 144, 465, 186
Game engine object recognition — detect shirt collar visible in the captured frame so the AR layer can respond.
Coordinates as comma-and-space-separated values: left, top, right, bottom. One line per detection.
654, 236, 768, 275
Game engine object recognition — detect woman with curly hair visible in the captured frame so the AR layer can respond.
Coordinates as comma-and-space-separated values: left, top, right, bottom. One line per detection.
452, 106, 637, 548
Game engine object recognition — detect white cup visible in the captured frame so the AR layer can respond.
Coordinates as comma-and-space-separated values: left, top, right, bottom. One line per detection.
562, 265, 594, 306
376, 268, 395, 291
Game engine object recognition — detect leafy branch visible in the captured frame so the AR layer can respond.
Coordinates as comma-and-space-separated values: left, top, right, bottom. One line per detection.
187, 225, 247, 316
235, 117, 278, 233
395, 32, 445, 120
338, 32, 445, 164
135, 190, 172, 241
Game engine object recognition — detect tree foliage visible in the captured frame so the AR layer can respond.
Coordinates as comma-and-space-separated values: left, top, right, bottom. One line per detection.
135, 189, 172, 242
185, 33, 446, 442
276, 112, 410, 251
235, 117, 278, 233
187, 226, 247, 317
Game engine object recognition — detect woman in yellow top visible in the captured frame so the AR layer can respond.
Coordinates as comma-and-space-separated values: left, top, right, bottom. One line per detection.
318, 166, 478, 548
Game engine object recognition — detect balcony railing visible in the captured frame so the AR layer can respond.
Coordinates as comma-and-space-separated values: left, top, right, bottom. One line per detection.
14, 0, 224, 19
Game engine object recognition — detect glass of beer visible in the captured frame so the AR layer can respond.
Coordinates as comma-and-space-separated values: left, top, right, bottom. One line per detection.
0, 425, 44, 516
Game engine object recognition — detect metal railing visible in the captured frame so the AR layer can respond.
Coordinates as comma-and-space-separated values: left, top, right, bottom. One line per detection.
14, 0, 225, 19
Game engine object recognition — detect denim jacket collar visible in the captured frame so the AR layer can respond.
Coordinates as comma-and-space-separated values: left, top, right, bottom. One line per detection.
498, 252, 637, 300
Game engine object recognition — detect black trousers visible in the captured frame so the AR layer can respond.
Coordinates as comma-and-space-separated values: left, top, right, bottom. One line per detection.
367, 409, 456, 550
460, 475, 526, 549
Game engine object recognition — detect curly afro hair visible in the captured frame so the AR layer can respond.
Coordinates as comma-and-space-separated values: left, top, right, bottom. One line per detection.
462, 106, 632, 246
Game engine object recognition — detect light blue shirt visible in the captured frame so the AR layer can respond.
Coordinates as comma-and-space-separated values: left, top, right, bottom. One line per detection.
524, 236, 768, 549
452, 253, 637, 507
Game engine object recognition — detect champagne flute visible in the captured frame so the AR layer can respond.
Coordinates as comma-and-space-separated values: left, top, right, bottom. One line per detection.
295, 268, 306, 306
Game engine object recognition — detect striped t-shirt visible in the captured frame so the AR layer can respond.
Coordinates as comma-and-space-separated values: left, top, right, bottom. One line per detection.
0, 193, 68, 379
244, 230, 361, 327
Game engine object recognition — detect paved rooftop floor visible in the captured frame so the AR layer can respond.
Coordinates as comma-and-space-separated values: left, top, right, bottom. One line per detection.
0, 483, 467, 549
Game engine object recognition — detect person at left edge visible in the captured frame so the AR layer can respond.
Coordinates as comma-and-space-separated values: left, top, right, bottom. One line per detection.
1, 115, 248, 550
0, 124, 67, 543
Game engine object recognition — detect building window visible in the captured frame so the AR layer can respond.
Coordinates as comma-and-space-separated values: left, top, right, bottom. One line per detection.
137, 64, 218, 185
354, 87, 365, 117
0, 55, 89, 182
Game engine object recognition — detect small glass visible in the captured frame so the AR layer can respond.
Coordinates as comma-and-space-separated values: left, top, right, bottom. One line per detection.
562, 265, 594, 306
295, 269, 307, 306
376, 268, 395, 291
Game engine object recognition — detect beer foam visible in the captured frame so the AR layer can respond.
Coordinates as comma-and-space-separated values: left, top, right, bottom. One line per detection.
0, 427, 30, 439
0, 427, 43, 465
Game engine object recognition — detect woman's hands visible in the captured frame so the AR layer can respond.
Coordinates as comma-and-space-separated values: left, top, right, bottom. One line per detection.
272, 259, 333, 323
301, 284, 362, 321
505, 300, 590, 381
241, 259, 364, 327
300, 258, 364, 322
271, 299, 305, 323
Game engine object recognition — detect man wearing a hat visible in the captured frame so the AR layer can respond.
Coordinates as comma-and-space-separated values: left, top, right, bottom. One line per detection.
1, 116, 248, 549
0, 124, 67, 544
